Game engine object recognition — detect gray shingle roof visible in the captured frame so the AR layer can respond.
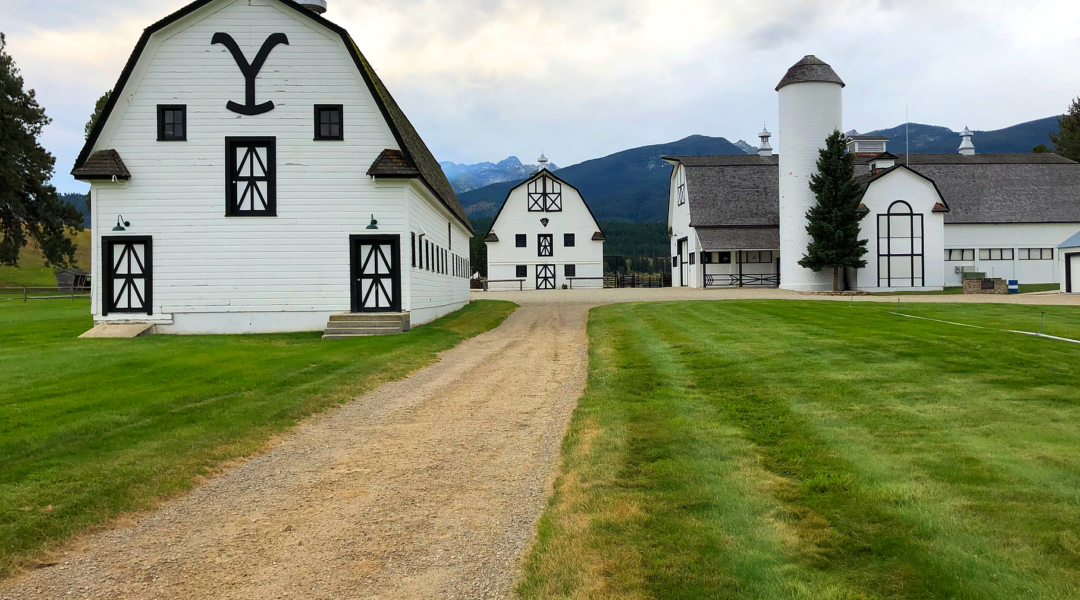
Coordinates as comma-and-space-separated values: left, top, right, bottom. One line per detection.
853, 154, 1080, 223
675, 152, 1080, 228
367, 149, 420, 177
71, 150, 131, 181
696, 227, 780, 250
775, 55, 845, 91
1059, 230, 1080, 248
665, 155, 778, 227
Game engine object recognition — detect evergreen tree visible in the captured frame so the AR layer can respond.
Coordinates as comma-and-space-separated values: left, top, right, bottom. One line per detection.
85, 89, 111, 139
0, 33, 84, 267
1032, 144, 1052, 153
797, 130, 868, 291
1049, 96, 1080, 162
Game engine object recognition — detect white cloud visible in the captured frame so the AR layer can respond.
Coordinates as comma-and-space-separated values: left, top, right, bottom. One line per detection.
2, 0, 1080, 194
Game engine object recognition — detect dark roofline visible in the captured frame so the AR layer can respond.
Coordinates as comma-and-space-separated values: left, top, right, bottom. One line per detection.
775, 55, 845, 91
73, 0, 473, 234
487, 169, 606, 240
856, 164, 950, 212
848, 136, 889, 141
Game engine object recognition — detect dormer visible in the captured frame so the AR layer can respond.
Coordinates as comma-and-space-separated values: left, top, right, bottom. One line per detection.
846, 135, 889, 157
868, 152, 898, 174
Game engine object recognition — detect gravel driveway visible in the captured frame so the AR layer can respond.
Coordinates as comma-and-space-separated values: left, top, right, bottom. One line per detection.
0, 301, 591, 600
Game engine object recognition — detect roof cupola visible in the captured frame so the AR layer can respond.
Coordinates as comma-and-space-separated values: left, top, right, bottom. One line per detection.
298, 0, 327, 14
537, 152, 550, 171
958, 126, 975, 155
758, 125, 773, 157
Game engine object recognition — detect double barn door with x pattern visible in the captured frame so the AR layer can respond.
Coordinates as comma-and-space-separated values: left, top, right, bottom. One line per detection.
351, 235, 401, 313
536, 264, 556, 290
103, 236, 152, 316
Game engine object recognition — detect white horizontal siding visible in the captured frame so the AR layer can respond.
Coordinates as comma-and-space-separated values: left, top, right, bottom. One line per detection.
406, 183, 471, 322
89, 0, 465, 330
486, 174, 605, 291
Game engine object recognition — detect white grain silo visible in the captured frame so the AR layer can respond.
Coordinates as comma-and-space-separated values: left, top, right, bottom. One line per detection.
776, 55, 845, 291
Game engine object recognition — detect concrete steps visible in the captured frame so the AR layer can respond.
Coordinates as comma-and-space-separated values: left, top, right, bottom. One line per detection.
322, 312, 410, 339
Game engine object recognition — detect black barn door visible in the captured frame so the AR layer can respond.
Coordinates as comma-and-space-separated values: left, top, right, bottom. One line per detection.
351, 235, 401, 313
536, 264, 556, 290
102, 236, 152, 316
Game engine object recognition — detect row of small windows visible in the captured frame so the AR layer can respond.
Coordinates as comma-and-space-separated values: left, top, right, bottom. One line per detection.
156, 104, 344, 142
515, 264, 576, 278
410, 232, 469, 278
515, 233, 574, 250
945, 248, 1055, 261
679, 251, 775, 266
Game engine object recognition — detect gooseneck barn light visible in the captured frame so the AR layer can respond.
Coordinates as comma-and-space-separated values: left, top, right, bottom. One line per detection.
112, 215, 130, 232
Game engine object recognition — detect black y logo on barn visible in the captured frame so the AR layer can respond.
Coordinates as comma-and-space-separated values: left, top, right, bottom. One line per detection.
212, 33, 289, 115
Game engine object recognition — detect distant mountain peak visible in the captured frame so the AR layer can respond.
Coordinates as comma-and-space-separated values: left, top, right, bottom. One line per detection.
440, 156, 559, 194
733, 140, 756, 154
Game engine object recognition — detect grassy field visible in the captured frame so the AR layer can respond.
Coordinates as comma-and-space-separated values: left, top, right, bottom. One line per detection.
0, 298, 516, 577
0, 229, 92, 287
519, 300, 1080, 599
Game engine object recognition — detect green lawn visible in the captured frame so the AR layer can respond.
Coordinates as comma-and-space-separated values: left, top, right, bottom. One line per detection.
519, 300, 1080, 600
0, 298, 515, 577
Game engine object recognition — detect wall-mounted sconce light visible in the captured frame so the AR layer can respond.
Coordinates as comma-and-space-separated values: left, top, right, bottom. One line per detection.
366, 214, 378, 230
112, 215, 130, 232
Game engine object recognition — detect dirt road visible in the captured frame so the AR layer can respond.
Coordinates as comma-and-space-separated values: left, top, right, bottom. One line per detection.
0, 302, 591, 600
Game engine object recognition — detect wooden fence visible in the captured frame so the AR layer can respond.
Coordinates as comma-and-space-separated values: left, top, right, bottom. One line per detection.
0, 286, 91, 302
604, 273, 672, 288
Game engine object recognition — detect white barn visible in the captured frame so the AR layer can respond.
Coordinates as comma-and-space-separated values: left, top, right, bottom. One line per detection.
484, 159, 606, 290
667, 55, 1080, 292
71, 0, 473, 335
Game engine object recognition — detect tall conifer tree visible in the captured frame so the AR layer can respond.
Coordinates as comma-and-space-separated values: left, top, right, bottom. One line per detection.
0, 33, 83, 267
1049, 96, 1080, 162
797, 130, 868, 291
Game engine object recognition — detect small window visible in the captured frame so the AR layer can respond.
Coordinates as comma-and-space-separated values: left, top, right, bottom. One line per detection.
314, 105, 343, 140
157, 105, 186, 141
980, 248, 1014, 261
946, 249, 975, 261
226, 137, 275, 216
689, 252, 696, 265
677, 183, 686, 206
411, 232, 416, 267
1019, 248, 1053, 260
516, 234, 527, 248
672, 256, 679, 267
425, 239, 430, 270
564, 233, 575, 247
565, 264, 576, 277
516, 265, 527, 278
717, 252, 732, 264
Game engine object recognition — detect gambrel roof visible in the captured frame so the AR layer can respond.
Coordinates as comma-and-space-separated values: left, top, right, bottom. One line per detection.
663, 155, 779, 227
668, 152, 1080, 228
72, 0, 472, 234
486, 169, 606, 241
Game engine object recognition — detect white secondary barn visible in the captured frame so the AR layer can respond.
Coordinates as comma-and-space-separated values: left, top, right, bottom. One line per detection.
72, 0, 473, 335
484, 159, 606, 290
667, 56, 1080, 292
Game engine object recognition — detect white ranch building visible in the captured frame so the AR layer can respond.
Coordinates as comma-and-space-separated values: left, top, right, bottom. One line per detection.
667, 56, 1080, 292
484, 159, 606, 290
72, 0, 473, 335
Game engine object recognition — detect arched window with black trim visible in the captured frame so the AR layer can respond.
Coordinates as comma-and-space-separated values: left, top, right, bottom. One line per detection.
878, 200, 923, 287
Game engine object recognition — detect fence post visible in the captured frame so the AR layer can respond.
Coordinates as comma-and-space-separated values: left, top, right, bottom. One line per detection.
71, 286, 75, 302
23, 287, 27, 303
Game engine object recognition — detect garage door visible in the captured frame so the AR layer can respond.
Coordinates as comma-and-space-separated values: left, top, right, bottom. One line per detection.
1069, 253, 1080, 293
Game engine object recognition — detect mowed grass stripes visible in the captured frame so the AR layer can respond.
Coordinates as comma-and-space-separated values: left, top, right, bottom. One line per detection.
519, 300, 1080, 599
0, 299, 516, 578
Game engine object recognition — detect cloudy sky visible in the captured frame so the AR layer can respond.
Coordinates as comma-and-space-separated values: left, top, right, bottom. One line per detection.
3, 0, 1080, 194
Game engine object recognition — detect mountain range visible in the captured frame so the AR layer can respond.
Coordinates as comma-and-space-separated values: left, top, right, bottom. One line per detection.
439, 156, 558, 194
458, 135, 745, 223
456, 116, 1063, 225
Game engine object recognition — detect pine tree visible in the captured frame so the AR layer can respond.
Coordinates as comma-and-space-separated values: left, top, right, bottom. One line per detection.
1049, 97, 1080, 162
85, 89, 111, 139
797, 130, 868, 291
0, 33, 84, 267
